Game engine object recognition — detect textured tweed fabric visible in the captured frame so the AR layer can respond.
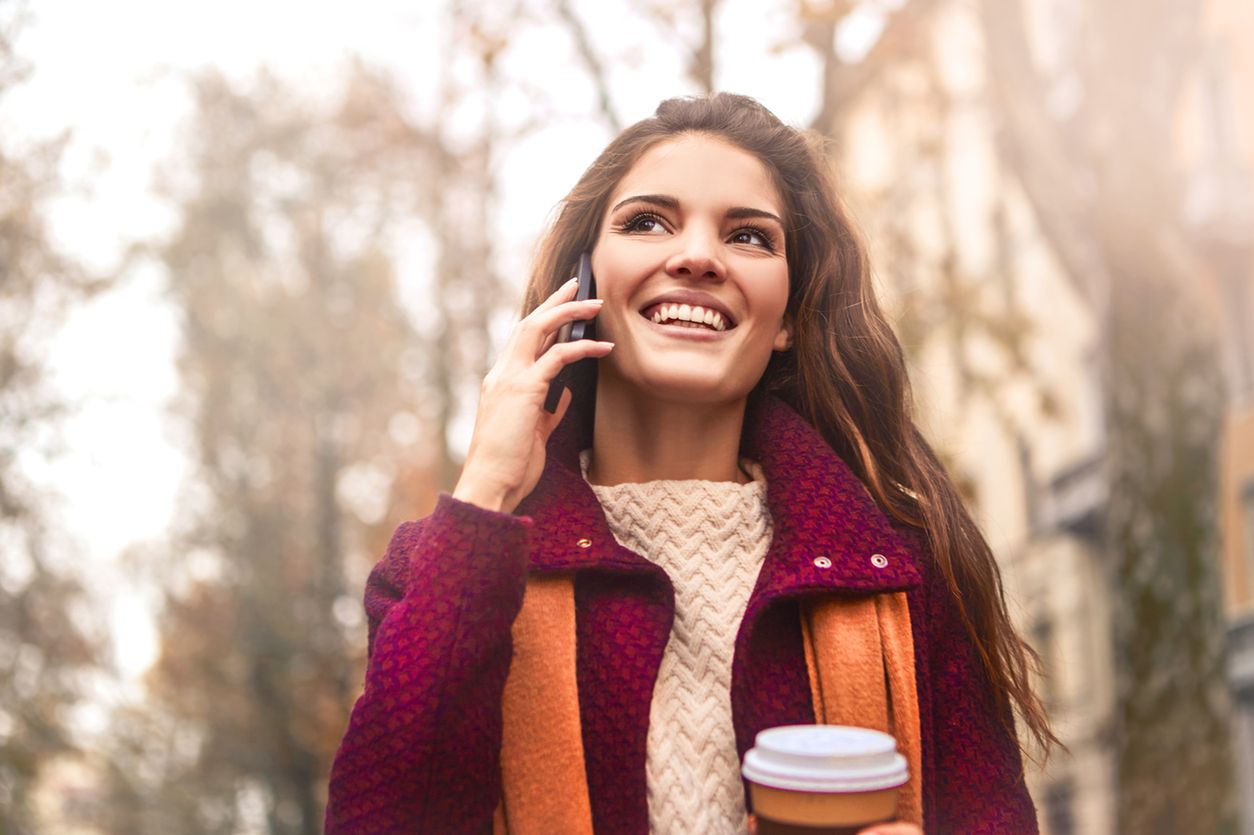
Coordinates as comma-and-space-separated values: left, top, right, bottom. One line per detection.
584, 454, 771, 834
324, 396, 1040, 834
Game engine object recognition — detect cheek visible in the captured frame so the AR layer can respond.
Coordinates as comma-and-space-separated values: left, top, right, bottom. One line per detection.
591, 243, 654, 303
589, 246, 621, 301
754, 269, 790, 322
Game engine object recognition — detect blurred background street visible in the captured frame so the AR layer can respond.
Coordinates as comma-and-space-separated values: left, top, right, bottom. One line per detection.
1, 0, 1251, 832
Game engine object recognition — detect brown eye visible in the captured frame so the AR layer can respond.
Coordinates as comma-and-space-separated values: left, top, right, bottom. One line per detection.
730, 226, 776, 251
620, 212, 668, 234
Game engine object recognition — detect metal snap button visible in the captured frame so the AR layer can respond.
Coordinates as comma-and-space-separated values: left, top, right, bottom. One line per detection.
576, 538, 592, 548
870, 553, 888, 568
813, 556, 832, 569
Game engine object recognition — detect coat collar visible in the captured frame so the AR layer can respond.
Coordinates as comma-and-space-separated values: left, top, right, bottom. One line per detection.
514, 396, 921, 596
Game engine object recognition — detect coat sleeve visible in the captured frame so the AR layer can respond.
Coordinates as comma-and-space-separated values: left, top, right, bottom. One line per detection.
918, 537, 1040, 834
325, 493, 532, 834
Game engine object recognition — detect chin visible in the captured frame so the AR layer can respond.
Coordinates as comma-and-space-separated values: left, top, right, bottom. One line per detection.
607, 361, 761, 407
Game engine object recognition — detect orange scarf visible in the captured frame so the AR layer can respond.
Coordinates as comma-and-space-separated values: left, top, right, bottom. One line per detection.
494, 575, 923, 833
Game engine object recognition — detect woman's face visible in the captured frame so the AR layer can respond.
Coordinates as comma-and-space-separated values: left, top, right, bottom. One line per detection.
590, 134, 791, 407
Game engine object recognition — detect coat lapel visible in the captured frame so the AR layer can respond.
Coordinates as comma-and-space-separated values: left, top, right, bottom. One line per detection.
742, 396, 921, 602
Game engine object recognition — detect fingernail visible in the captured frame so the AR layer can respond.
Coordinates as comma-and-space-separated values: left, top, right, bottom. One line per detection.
589, 298, 605, 304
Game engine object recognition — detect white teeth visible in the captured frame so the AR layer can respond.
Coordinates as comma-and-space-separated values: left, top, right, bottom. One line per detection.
649, 302, 729, 331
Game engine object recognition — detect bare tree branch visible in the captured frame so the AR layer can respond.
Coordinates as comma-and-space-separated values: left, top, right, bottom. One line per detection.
690, 0, 718, 94
809, 0, 945, 133
554, 0, 623, 132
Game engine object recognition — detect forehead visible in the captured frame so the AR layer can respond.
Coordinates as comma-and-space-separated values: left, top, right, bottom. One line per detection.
609, 134, 783, 216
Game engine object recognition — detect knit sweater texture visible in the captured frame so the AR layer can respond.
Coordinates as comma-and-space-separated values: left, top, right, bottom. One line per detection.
585, 454, 771, 834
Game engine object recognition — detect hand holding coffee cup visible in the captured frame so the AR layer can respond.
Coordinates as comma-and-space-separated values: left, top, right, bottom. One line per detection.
742, 725, 911, 835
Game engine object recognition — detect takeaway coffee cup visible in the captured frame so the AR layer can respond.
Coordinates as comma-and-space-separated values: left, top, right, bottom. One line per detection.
742, 725, 908, 834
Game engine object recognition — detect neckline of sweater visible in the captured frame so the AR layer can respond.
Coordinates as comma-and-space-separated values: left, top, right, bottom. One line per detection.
578, 449, 767, 492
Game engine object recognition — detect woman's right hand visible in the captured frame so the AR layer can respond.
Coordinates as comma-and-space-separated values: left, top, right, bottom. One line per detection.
452, 277, 613, 514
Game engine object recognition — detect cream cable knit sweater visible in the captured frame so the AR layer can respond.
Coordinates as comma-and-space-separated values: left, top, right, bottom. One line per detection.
582, 453, 773, 835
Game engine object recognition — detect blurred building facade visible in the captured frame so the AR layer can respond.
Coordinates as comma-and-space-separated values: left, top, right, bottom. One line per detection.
832, 0, 1251, 832
1186, 2, 1254, 833
833, 5, 1115, 832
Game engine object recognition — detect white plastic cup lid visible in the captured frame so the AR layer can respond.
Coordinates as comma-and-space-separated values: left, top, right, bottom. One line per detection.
741, 725, 909, 793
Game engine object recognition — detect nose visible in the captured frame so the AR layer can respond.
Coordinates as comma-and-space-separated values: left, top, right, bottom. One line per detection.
664, 227, 726, 282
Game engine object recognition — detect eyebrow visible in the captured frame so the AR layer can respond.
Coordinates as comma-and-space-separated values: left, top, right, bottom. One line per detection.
610, 194, 784, 227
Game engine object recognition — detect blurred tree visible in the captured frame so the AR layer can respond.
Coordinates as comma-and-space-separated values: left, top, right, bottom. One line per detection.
97, 66, 452, 834
554, 0, 625, 130
797, 0, 943, 133
980, 0, 1236, 830
556, 0, 724, 107
425, 4, 516, 488
0, 7, 107, 833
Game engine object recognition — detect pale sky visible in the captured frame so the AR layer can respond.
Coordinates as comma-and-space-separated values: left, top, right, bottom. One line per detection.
9, 0, 886, 682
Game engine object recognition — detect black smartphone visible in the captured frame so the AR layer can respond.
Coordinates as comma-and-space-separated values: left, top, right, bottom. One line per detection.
543, 251, 597, 413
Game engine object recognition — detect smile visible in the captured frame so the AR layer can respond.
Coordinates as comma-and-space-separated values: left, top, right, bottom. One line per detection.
639, 302, 730, 332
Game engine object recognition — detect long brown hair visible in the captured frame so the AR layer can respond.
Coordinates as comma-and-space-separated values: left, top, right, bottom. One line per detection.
523, 93, 1057, 758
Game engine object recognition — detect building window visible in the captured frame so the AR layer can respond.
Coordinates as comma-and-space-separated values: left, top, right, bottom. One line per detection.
1045, 780, 1075, 835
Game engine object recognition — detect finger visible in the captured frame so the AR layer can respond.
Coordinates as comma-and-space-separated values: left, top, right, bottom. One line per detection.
533, 339, 614, 382
517, 298, 604, 358
533, 276, 580, 313
496, 293, 591, 369
533, 299, 601, 359
499, 275, 576, 351
537, 328, 558, 358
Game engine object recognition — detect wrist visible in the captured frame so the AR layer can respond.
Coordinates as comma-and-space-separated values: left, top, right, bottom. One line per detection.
451, 475, 510, 513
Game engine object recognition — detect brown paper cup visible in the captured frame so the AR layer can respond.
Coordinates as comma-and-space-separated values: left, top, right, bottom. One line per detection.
742, 725, 908, 834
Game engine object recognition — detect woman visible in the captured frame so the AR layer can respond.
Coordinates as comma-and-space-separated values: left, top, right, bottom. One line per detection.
325, 93, 1055, 834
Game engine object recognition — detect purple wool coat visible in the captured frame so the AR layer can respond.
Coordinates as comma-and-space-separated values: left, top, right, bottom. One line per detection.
325, 396, 1038, 834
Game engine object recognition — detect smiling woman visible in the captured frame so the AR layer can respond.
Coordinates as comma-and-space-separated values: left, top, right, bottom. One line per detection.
325, 93, 1055, 835
586, 135, 792, 484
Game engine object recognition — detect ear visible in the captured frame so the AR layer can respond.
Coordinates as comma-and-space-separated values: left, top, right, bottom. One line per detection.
773, 319, 793, 352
